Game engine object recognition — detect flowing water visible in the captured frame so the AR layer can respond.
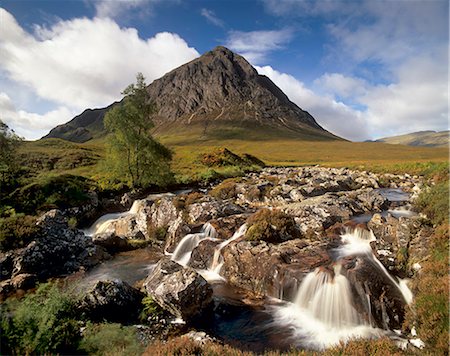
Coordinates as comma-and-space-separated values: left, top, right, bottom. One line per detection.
170, 223, 218, 266
73, 186, 417, 352
201, 224, 248, 282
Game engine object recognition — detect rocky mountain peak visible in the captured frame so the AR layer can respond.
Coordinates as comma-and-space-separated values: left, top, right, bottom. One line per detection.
44, 47, 340, 142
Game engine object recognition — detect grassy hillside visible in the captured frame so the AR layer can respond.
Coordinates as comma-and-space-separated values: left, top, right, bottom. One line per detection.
374, 130, 449, 147
17, 136, 448, 181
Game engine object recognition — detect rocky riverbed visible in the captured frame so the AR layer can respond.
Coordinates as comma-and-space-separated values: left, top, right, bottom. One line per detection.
0, 166, 430, 351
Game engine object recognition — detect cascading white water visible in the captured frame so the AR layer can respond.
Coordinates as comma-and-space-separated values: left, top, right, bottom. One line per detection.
199, 224, 248, 282
83, 199, 145, 237
170, 223, 217, 266
210, 224, 247, 273
337, 228, 413, 304
294, 265, 361, 328
271, 227, 415, 349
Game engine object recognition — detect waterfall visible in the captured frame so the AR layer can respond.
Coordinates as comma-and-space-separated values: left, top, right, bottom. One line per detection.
170, 223, 217, 266
209, 224, 247, 274
336, 228, 413, 305
83, 199, 145, 237
294, 265, 362, 328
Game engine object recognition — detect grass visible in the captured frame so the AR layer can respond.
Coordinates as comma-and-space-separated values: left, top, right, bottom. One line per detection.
15, 136, 448, 186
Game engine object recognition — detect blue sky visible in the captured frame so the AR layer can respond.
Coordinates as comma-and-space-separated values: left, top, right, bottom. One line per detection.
0, 0, 448, 141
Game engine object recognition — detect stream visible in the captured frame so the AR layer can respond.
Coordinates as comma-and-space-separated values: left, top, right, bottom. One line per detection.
73, 187, 418, 352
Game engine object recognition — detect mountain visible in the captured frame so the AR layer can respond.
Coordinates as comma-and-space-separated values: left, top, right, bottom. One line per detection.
371, 131, 449, 147
44, 46, 340, 143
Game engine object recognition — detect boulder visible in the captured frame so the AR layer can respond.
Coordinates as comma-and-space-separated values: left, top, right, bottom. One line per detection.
78, 279, 144, 323
144, 258, 213, 321
92, 232, 134, 253
11, 210, 104, 279
221, 238, 331, 298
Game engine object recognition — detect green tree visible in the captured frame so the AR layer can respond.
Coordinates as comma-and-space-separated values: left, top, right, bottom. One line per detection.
0, 119, 21, 197
104, 73, 173, 188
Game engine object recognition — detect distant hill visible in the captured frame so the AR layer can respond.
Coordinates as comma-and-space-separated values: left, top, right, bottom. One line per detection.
44, 46, 341, 143
370, 131, 449, 148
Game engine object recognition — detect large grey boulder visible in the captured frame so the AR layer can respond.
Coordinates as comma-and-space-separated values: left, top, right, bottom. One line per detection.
144, 258, 213, 321
78, 279, 144, 323
12, 210, 107, 279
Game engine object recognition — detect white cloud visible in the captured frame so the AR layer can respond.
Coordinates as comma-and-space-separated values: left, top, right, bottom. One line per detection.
94, 0, 155, 19
256, 66, 369, 141
225, 28, 294, 64
0, 8, 199, 139
0, 92, 76, 140
315, 73, 368, 99
263, 0, 449, 139
200, 8, 224, 28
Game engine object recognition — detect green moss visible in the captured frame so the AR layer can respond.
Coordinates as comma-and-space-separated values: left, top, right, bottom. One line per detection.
210, 178, 241, 200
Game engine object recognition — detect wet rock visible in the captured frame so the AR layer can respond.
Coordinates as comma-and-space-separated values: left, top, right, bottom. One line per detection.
0, 273, 37, 299
78, 279, 144, 323
189, 239, 219, 270
221, 238, 330, 297
144, 258, 213, 321
345, 255, 409, 330
11, 210, 104, 280
92, 232, 134, 253
0, 252, 14, 281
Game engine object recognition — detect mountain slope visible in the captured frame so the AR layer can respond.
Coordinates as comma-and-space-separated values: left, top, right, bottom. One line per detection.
373, 131, 449, 147
44, 46, 341, 143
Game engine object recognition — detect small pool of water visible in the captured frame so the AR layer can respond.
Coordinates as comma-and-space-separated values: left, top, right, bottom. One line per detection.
376, 188, 410, 202
70, 248, 162, 291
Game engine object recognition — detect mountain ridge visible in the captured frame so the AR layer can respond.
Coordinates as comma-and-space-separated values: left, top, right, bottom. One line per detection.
369, 130, 449, 147
44, 46, 340, 143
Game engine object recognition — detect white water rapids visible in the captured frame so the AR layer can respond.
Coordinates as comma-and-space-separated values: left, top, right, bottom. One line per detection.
270, 227, 414, 350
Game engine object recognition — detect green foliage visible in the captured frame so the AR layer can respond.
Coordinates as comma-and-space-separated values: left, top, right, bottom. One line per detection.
0, 120, 21, 198
246, 209, 298, 243
0, 214, 40, 252
201, 147, 264, 168
1, 283, 81, 355
415, 180, 449, 226
9, 174, 93, 214
139, 296, 165, 322
104, 73, 173, 188
79, 323, 143, 356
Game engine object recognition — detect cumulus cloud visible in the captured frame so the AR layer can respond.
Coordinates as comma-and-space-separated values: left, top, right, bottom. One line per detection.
0, 8, 199, 138
200, 8, 224, 28
0, 92, 76, 140
315, 73, 368, 99
256, 66, 369, 141
262, 0, 449, 139
225, 28, 294, 64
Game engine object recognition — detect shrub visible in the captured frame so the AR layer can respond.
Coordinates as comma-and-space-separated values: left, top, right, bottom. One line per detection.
210, 178, 240, 200
404, 223, 449, 354
324, 338, 403, 356
245, 209, 298, 243
10, 174, 94, 214
143, 336, 256, 356
0, 214, 40, 251
79, 323, 143, 356
0, 283, 81, 355
415, 180, 449, 226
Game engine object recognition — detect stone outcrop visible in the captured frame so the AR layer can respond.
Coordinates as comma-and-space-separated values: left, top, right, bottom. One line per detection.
0, 210, 109, 298
78, 279, 144, 323
144, 258, 213, 321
